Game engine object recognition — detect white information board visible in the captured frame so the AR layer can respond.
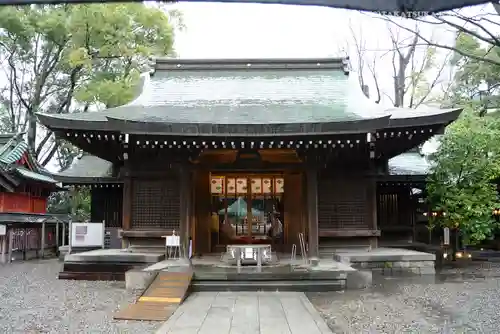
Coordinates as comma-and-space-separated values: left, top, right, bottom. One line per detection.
166, 235, 180, 247
70, 222, 105, 248
0, 224, 6, 236
244, 247, 253, 259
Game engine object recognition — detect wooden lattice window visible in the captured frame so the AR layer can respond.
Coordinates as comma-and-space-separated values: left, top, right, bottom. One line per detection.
91, 186, 123, 228
131, 179, 180, 229
318, 178, 368, 229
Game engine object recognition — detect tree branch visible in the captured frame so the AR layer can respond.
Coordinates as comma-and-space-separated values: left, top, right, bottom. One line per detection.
35, 130, 53, 158
382, 16, 500, 67
40, 141, 59, 167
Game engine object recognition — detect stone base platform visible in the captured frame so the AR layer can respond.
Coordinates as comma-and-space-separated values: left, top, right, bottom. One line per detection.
332, 247, 436, 275
124, 255, 373, 293
59, 249, 165, 281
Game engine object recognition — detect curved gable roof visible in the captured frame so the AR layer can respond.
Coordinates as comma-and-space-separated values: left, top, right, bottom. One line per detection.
37, 58, 461, 136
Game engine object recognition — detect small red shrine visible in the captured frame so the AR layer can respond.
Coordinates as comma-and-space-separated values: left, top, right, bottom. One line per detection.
0, 133, 61, 213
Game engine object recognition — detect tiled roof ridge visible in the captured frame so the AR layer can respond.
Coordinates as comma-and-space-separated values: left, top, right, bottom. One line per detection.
153, 56, 349, 64
151, 57, 350, 75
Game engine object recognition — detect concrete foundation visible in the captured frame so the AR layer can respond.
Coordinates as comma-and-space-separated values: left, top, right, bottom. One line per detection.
125, 269, 157, 291
59, 249, 166, 281
128, 255, 373, 292
64, 249, 165, 263
332, 247, 436, 275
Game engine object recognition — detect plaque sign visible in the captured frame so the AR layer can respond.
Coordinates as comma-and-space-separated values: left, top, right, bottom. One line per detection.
443, 227, 450, 246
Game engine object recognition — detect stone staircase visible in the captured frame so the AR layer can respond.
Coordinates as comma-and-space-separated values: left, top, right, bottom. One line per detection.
126, 237, 169, 254
127, 245, 166, 254
191, 265, 347, 292
319, 242, 337, 259
319, 240, 372, 259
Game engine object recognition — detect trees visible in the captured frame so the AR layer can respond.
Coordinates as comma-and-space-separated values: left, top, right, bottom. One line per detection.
387, 8, 500, 66
447, 32, 500, 114
349, 17, 450, 108
426, 112, 500, 244
47, 187, 91, 221
383, 7, 500, 113
390, 8, 500, 245
0, 4, 177, 169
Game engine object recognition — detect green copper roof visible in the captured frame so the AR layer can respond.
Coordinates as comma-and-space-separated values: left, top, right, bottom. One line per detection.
119, 69, 380, 124
0, 139, 28, 165
388, 152, 431, 175
0, 133, 59, 189
58, 155, 113, 178
15, 167, 59, 184
43, 68, 385, 124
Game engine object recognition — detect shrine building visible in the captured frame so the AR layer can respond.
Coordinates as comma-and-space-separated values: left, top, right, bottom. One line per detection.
0, 133, 68, 263
37, 58, 461, 259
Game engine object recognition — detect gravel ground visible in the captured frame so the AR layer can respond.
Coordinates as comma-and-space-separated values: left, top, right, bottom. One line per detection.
0, 259, 160, 334
309, 263, 500, 334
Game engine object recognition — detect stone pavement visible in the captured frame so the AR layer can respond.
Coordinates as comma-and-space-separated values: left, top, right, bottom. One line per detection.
156, 292, 332, 334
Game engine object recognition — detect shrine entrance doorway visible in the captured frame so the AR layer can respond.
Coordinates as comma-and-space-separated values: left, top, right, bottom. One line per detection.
209, 173, 284, 252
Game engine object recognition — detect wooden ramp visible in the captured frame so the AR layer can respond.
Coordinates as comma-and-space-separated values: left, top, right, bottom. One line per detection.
114, 269, 193, 321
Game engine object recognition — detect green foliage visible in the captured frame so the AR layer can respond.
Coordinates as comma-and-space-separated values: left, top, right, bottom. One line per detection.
450, 32, 500, 112
0, 4, 178, 167
427, 111, 500, 244
47, 187, 91, 221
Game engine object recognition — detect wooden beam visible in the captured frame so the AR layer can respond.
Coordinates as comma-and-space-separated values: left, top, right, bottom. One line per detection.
318, 229, 381, 237
194, 162, 307, 172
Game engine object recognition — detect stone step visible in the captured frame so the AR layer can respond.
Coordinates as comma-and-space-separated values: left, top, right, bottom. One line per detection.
127, 246, 166, 254
191, 280, 345, 292
59, 271, 125, 281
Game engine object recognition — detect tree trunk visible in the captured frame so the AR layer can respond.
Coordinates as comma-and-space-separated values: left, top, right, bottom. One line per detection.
27, 111, 37, 153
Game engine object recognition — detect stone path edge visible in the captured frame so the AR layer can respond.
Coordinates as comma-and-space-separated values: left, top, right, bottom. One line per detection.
297, 293, 333, 334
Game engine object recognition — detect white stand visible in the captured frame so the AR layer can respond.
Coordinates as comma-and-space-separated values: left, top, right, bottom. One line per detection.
163, 230, 183, 260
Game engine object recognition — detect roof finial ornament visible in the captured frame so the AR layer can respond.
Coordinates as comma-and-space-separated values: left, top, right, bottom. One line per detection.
342, 56, 351, 76
147, 56, 156, 76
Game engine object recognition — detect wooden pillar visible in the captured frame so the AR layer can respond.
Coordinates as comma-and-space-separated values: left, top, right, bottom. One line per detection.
70, 186, 77, 220
284, 172, 304, 252
121, 176, 132, 249
194, 169, 211, 255
179, 165, 192, 254
189, 175, 196, 257
7, 228, 13, 263
366, 176, 378, 248
55, 220, 60, 249
62, 222, 66, 246
23, 227, 27, 260
1, 235, 7, 264
306, 167, 319, 260
40, 221, 46, 259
